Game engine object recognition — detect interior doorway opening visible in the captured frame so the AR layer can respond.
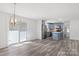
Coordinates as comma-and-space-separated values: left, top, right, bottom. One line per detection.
42, 20, 70, 40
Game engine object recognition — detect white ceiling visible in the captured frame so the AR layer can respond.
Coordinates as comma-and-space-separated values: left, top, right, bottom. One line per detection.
0, 3, 79, 20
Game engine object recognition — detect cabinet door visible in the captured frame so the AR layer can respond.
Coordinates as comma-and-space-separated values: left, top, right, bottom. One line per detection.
52, 33, 59, 40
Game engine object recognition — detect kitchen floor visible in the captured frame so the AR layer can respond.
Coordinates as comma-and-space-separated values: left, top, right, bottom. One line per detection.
0, 39, 79, 56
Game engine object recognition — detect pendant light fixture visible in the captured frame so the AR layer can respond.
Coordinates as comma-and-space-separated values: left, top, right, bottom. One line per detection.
9, 3, 17, 26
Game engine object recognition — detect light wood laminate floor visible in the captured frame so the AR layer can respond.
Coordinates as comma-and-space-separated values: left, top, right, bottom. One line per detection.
0, 39, 79, 56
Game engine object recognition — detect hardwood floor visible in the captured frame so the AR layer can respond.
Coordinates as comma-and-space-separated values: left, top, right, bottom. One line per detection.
0, 39, 79, 56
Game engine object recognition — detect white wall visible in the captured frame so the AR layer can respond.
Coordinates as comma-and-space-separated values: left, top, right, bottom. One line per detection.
22, 18, 38, 40
0, 12, 9, 48
0, 12, 38, 49
36, 20, 42, 39
70, 19, 79, 40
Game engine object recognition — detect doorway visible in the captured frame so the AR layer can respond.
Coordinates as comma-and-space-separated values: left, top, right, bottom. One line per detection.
42, 20, 70, 40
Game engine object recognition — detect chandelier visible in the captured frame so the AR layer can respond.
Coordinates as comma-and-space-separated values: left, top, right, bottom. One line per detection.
9, 3, 17, 26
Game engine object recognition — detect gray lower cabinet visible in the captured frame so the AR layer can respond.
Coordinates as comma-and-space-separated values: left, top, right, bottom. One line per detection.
52, 32, 63, 40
